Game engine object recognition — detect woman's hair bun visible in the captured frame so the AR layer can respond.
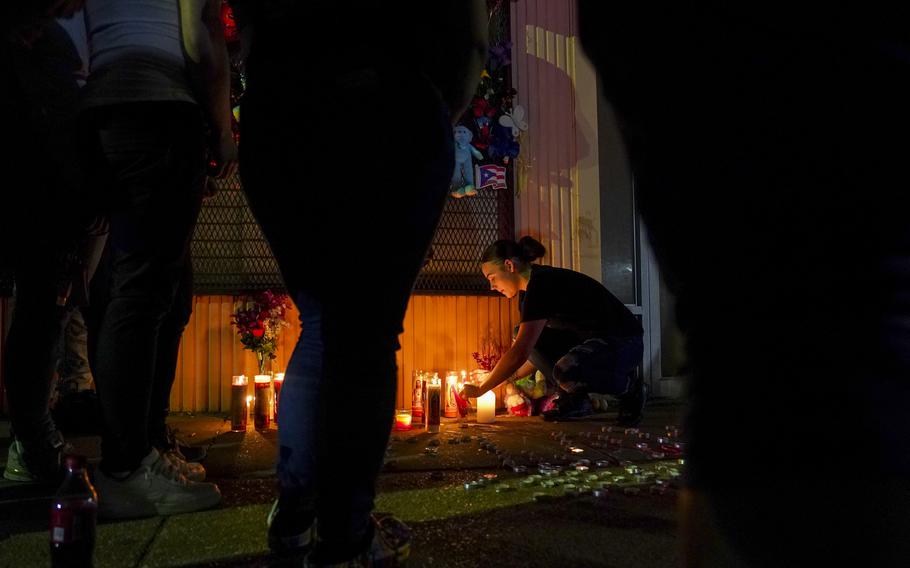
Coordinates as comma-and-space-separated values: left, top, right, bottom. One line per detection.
517, 236, 546, 262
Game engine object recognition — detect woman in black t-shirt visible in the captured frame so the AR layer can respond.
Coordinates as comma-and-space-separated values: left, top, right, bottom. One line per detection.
460, 236, 646, 424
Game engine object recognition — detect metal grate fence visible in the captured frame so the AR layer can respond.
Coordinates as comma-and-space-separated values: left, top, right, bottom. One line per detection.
189, 174, 514, 295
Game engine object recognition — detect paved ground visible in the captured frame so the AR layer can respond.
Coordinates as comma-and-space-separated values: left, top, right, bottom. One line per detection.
0, 400, 685, 567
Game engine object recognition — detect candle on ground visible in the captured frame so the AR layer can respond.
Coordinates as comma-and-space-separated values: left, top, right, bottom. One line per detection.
394, 410, 412, 431
476, 390, 495, 423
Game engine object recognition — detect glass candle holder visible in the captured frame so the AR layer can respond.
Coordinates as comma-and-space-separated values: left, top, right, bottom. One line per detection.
444, 372, 459, 418
394, 409, 412, 431
427, 375, 442, 433
230, 375, 248, 432
272, 372, 284, 422
411, 371, 427, 426
253, 375, 271, 431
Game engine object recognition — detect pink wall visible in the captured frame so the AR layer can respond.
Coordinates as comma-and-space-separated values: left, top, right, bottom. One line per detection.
511, 0, 581, 270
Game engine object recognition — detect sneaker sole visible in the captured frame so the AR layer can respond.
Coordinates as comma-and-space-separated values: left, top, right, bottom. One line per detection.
3, 469, 37, 483
267, 499, 316, 554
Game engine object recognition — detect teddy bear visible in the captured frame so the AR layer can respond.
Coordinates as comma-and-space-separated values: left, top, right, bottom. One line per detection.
450, 125, 484, 198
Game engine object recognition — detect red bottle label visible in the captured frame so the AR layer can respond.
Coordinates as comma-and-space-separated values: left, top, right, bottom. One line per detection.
49, 503, 96, 544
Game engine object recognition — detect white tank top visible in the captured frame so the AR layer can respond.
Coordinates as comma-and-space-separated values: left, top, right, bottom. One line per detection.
85, 0, 185, 71
81, 0, 197, 107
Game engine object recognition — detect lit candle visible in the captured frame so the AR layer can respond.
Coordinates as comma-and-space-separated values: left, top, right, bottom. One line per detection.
476, 390, 495, 423
253, 375, 271, 431
394, 409, 412, 431
230, 375, 248, 432
427, 375, 442, 433
411, 371, 426, 426
272, 372, 284, 421
444, 372, 459, 418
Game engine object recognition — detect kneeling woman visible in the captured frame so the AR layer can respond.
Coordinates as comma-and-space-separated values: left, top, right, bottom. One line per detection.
460, 237, 646, 425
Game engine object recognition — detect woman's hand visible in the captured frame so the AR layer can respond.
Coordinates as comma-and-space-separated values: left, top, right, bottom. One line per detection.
460, 384, 483, 399
208, 133, 239, 179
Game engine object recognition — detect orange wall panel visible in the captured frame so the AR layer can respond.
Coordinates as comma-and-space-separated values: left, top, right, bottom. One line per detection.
169, 295, 519, 413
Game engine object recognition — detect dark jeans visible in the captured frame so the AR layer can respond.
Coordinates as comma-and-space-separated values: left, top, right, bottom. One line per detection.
240, 62, 452, 555
147, 256, 193, 443
527, 328, 643, 396
56, 230, 108, 395
83, 102, 205, 472
86, 243, 194, 445
2, 23, 86, 448
4, 242, 69, 445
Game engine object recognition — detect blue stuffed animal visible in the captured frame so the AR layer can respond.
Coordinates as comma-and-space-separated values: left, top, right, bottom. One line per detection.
450, 125, 484, 198
489, 122, 520, 164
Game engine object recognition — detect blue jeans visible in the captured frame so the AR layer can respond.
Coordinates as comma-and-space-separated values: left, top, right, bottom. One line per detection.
240, 62, 453, 553
527, 328, 643, 396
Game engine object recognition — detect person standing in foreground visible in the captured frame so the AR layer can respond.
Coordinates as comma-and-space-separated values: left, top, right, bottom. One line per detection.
234, 1, 488, 564
1, 0, 87, 484
81, 0, 236, 518
578, 2, 910, 566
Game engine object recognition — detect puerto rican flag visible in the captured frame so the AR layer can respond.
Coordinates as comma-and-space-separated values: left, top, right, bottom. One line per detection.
475, 164, 507, 190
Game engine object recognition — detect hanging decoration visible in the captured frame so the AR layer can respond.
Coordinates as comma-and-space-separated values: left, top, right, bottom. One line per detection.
222, 0, 244, 143
448, 0, 524, 198
450, 126, 485, 198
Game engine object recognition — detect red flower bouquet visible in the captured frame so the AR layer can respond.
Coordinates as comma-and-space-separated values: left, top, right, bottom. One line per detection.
231, 290, 291, 373
471, 338, 504, 372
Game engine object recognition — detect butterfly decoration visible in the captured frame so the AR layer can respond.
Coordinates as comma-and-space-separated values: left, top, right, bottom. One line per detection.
499, 105, 528, 137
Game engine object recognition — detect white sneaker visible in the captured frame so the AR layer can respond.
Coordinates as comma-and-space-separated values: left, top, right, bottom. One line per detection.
3, 440, 36, 482
162, 450, 206, 481
94, 448, 221, 519
588, 393, 609, 412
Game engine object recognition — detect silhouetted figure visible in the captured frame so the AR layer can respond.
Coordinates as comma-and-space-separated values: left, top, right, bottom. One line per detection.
1, 1, 89, 484
234, 1, 487, 564
578, 3, 910, 566
80, 0, 235, 519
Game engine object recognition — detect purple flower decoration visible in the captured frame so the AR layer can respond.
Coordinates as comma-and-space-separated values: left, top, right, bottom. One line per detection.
489, 41, 512, 69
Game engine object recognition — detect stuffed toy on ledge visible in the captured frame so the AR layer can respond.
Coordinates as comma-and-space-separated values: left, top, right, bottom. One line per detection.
450, 125, 484, 198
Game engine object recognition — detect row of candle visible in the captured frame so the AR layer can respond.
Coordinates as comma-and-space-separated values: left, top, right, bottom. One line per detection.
230, 373, 284, 432
395, 370, 495, 431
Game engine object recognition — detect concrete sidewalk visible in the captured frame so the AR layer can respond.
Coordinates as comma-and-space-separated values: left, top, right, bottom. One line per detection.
0, 401, 685, 567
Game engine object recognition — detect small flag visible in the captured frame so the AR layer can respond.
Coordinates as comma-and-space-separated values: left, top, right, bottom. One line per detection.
475, 164, 508, 190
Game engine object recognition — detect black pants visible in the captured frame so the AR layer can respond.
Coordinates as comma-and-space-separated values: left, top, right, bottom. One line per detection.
86, 241, 194, 447
240, 61, 452, 556
83, 102, 205, 472
4, 241, 69, 445
2, 25, 85, 449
